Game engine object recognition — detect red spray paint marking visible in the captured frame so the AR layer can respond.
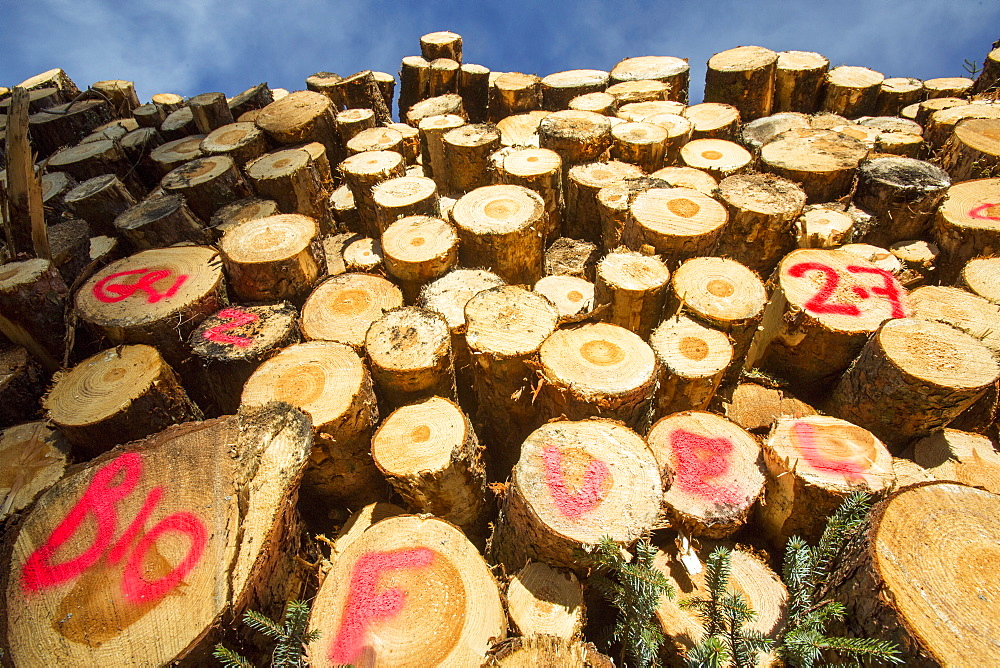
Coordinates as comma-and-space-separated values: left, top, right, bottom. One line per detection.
202, 308, 259, 347
845, 266, 906, 318
21, 452, 208, 607
93, 268, 189, 304
970, 203, 1000, 221
789, 262, 861, 316
329, 547, 436, 665
542, 444, 610, 519
669, 430, 741, 506
791, 421, 866, 479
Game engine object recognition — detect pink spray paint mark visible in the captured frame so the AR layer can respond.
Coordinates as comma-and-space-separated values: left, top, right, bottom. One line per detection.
202, 308, 259, 347
970, 203, 1000, 221
92, 268, 189, 304
329, 547, 436, 665
791, 421, 866, 479
846, 265, 907, 318
669, 430, 741, 506
788, 261, 861, 317
121, 511, 207, 604
542, 444, 610, 519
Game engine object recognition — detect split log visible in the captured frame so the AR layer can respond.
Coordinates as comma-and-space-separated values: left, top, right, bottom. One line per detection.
451, 184, 546, 285
199, 122, 268, 167
960, 256, 1000, 304
159, 106, 197, 141
47, 139, 141, 195
464, 286, 558, 475
0, 346, 48, 429
365, 306, 455, 410
242, 340, 384, 506
650, 317, 733, 417
187, 302, 299, 416
648, 410, 764, 537
0, 259, 68, 371
759, 127, 870, 202
932, 177, 1000, 283
569, 91, 616, 115
544, 237, 599, 280
506, 562, 584, 640
493, 147, 563, 242
75, 245, 226, 362
679, 138, 752, 180
565, 160, 644, 242
398, 56, 430, 119
406, 93, 466, 127
610, 55, 690, 102
64, 174, 136, 236
246, 148, 332, 231
255, 90, 339, 159
827, 482, 1000, 665
28, 99, 112, 156
774, 50, 829, 113
758, 415, 894, 545
715, 173, 807, 274
874, 77, 924, 116
418, 113, 465, 189
441, 123, 501, 196
496, 110, 550, 146
622, 186, 729, 264
739, 111, 811, 153
188, 92, 233, 134
160, 154, 252, 221
227, 82, 273, 119
0, 403, 314, 666
704, 45, 778, 121
149, 134, 206, 177
888, 239, 938, 287
541, 70, 609, 111
44, 344, 202, 459
682, 102, 741, 140
594, 250, 671, 340
821, 66, 884, 118
307, 514, 508, 667
301, 272, 402, 349
617, 100, 687, 122
754, 248, 910, 394
941, 117, 1000, 182
852, 156, 950, 246
596, 176, 670, 249
218, 213, 320, 304
40, 171, 76, 225
491, 419, 662, 573
904, 284, 1000, 358
610, 121, 668, 172
340, 149, 406, 238
370, 396, 485, 529
723, 381, 818, 435
113, 194, 211, 250
538, 110, 613, 175
651, 165, 718, 195
537, 322, 658, 431
209, 197, 279, 239
16, 68, 79, 97
828, 317, 999, 449
0, 421, 69, 519
534, 275, 596, 324
796, 205, 856, 248
381, 215, 458, 303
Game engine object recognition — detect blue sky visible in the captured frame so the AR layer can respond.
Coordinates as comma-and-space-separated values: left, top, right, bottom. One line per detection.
2, 0, 997, 115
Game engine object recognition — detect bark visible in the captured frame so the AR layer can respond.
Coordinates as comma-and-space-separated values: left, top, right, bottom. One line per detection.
704, 45, 778, 121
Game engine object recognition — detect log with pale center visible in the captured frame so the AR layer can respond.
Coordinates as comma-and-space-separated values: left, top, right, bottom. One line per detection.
301, 272, 403, 349
650, 316, 733, 417
623, 186, 729, 264
219, 213, 320, 304
594, 250, 671, 340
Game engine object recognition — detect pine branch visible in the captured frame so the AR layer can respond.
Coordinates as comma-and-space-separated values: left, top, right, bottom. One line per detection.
814, 636, 903, 664
811, 491, 871, 586
686, 634, 730, 668
243, 609, 285, 639
213, 644, 254, 668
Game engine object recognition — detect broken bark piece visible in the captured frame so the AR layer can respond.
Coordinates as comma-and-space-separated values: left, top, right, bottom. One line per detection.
0, 346, 48, 429
0, 259, 68, 372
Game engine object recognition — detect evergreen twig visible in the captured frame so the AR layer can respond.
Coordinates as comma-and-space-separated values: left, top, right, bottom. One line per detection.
212, 600, 321, 668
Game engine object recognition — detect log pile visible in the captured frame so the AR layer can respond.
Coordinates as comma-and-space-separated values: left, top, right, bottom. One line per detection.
2, 30, 1000, 667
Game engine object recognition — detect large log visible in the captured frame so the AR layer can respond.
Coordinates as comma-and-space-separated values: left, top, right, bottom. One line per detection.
610, 55, 690, 102
381, 215, 457, 303
113, 194, 212, 251
759, 127, 870, 202
941, 117, 1000, 182
493, 147, 563, 242
622, 186, 729, 265
64, 174, 136, 237
301, 272, 402, 349
774, 50, 829, 113
255, 90, 340, 159
159, 154, 252, 222
541, 70, 609, 111
933, 177, 1000, 283
853, 156, 951, 246
650, 316, 733, 417
821, 66, 884, 118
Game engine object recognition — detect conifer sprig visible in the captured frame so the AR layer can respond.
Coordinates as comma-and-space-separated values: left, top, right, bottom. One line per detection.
213, 600, 322, 668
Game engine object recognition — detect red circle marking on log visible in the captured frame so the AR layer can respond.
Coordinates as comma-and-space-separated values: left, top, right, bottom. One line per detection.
542, 444, 611, 519
202, 308, 259, 347
970, 203, 1000, 221
93, 268, 189, 304
790, 420, 866, 479
669, 429, 741, 505
330, 547, 436, 664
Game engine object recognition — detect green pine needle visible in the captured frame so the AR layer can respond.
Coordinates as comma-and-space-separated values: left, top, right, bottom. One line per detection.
213, 644, 254, 668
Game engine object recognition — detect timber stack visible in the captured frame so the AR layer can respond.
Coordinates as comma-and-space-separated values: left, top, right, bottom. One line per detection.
0, 31, 999, 667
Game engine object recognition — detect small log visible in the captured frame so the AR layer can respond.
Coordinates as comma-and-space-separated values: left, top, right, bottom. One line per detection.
648, 410, 764, 537
960, 256, 1000, 304
382, 215, 458, 303
188, 92, 233, 134
385, 122, 420, 165
617, 100, 686, 121
75, 245, 226, 362
565, 160, 644, 242
308, 514, 508, 667
610, 55, 690, 102
441, 123, 501, 196
622, 186, 729, 265
650, 317, 733, 418
828, 482, 1000, 665
889, 239, 938, 288
569, 91, 616, 115
199, 121, 268, 167
905, 284, 1000, 358
421, 30, 463, 62
828, 317, 999, 449
758, 414, 894, 545
246, 148, 332, 231
610, 121, 669, 172
159, 106, 197, 141
704, 45, 777, 121
305, 71, 343, 105
47, 139, 141, 195
774, 50, 829, 113
113, 193, 211, 250
227, 82, 273, 119
506, 562, 585, 640
341, 236, 382, 273
544, 237, 599, 280
537, 322, 657, 431
0, 421, 69, 519
39, 171, 76, 225
418, 113, 465, 191
398, 56, 430, 119
405, 93, 466, 127
255, 90, 339, 159
151, 92, 184, 112
371, 175, 439, 233
0, 259, 68, 371
0, 346, 48, 429
679, 138, 752, 180
682, 102, 741, 140
465, 286, 558, 475
596, 176, 670, 249
458, 63, 490, 123
941, 117, 1000, 182
149, 134, 206, 177
44, 344, 202, 459
722, 381, 817, 435
534, 275, 596, 324
754, 248, 910, 394
345, 126, 403, 156
538, 110, 612, 176
47, 218, 90, 285
606, 80, 669, 106
133, 102, 166, 128
160, 154, 252, 221
915, 96, 967, 125
821, 66, 884, 118
491, 73, 544, 120
875, 77, 924, 116
371, 396, 485, 529
451, 184, 546, 285
759, 127, 870, 202
924, 103, 1000, 150
594, 250, 671, 340
301, 272, 402, 349
28, 99, 112, 156
209, 197, 279, 239
429, 58, 460, 97
495, 110, 550, 146
493, 147, 563, 242
365, 306, 455, 410
541, 70, 609, 111
923, 76, 974, 99
492, 419, 662, 573
795, 205, 856, 248
64, 174, 136, 236
933, 177, 1000, 283
739, 111, 811, 153
650, 165, 718, 195
336, 107, 376, 149
340, 149, 406, 238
